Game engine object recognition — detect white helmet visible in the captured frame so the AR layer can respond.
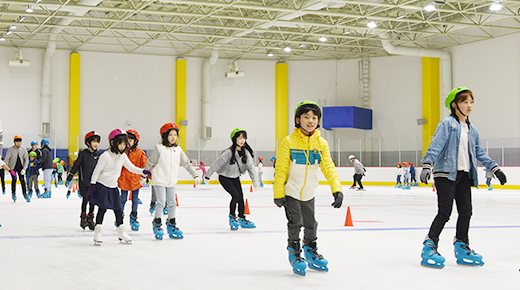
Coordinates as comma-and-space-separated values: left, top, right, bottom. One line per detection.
348, 155, 355, 160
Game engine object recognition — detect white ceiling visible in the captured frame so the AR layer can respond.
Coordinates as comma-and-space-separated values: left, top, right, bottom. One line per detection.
0, 0, 519, 60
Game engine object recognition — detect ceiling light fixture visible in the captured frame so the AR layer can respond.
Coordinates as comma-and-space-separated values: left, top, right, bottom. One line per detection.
367, 21, 377, 28
424, 4, 436, 12
0, 35, 5, 41
342, 29, 352, 35
26, 5, 33, 13
36, 0, 42, 3
6, 29, 12, 35
489, 3, 503, 11
318, 36, 327, 42
267, 51, 274, 57
297, 44, 307, 48
19, 16, 26, 22
10, 25, 17, 30
284, 46, 292, 52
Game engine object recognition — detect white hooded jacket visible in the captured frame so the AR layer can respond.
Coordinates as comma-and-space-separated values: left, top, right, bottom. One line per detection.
145, 144, 198, 187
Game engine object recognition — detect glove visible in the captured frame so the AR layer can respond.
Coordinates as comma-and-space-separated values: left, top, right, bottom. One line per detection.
143, 169, 152, 178
21, 169, 26, 175
194, 176, 201, 185
492, 167, 507, 185
274, 197, 286, 208
65, 180, 70, 187
88, 184, 97, 196
10, 170, 16, 177
331, 192, 343, 208
420, 164, 432, 184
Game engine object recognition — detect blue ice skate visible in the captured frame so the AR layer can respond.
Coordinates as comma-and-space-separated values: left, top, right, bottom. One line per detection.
488, 186, 493, 191
421, 238, 445, 268
138, 199, 142, 205
129, 212, 140, 231
12, 193, 16, 202
2, 190, 5, 195
229, 215, 239, 230
66, 191, 71, 198
152, 218, 164, 240
303, 245, 328, 272
239, 217, 256, 228
149, 203, 156, 215
77, 190, 82, 198
288, 246, 307, 276
167, 219, 183, 239
454, 240, 484, 266
23, 193, 30, 202
28, 191, 33, 198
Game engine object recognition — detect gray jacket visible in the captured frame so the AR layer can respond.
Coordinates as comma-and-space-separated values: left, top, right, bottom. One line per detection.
206, 148, 260, 187
353, 159, 365, 175
5, 145, 28, 171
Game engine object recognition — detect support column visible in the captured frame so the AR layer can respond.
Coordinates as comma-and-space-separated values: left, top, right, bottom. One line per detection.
68, 53, 81, 163
176, 58, 187, 150
275, 62, 288, 153
422, 57, 440, 157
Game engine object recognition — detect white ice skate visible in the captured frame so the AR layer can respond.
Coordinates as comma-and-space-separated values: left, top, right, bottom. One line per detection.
117, 225, 132, 244
94, 224, 103, 246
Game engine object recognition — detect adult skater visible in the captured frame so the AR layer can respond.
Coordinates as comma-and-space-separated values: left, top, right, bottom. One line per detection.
273, 101, 343, 276
89, 129, 151, 245
203, 128, 260, 230
348, 155, 365, 191
40, 138, 53, 198
145, 123, 199, 240
419, 87, 507, 268
66, 131, 102, 230
4, 135, 29, 202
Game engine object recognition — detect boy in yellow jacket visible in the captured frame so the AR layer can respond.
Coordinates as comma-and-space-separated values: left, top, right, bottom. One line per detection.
273, 101, 343, 276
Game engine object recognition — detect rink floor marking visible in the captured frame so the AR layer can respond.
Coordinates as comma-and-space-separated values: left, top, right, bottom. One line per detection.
0, 225, 518, 240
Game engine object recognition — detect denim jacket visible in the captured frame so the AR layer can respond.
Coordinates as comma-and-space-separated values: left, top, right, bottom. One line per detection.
421, 116, 497, 187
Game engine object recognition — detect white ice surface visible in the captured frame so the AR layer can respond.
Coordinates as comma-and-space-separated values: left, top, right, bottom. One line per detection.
0, 184, 518, 290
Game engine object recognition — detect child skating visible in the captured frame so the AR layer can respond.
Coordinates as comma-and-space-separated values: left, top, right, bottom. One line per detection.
257, 157, 264, 187
40, 138, 53, 198
419, 87, 507, 268
66, 131, 102, 230
410, 163, 417, 186
402, 162, 410, 190
348, 155, 365, 191
26, 151, 40, 199
118, 129, 148, 231
145, 123, 200, 240
89, 129, 151, 245
203, 127, 260, 230
395, 162, 403, 188
198, 162, 206, 184
273, 101, 343, 276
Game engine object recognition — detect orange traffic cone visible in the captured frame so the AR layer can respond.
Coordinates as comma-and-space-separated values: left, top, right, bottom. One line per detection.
72, 183, 76, 193
175, 194, 179, 206
432, 184, 436, 192
344, 206, 354, 227
250, 185, 253, 192
129, 192, 132, 201
244, 199, 250, 215
193, 181, 196, 188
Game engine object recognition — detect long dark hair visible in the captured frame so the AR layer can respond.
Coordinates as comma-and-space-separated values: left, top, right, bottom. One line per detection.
450, 90, 473, 125
110, 134, 128, 154
228, 131, 254, 165
161, 129, 179, 148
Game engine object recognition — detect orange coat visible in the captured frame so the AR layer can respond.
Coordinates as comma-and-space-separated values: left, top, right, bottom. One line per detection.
118, 147, 148, 191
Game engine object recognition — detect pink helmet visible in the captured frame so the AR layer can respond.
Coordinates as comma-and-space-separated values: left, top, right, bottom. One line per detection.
109, 128, 127, 142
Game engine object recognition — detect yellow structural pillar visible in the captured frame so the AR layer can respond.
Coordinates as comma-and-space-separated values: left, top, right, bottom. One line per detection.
422, 57, 440, 156
68, 53, 81, 163
275, 62, 288, 153
176, 58, 187, 150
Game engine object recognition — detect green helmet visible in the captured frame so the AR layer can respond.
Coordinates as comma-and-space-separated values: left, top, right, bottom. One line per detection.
445, 87, 471, 110
294, 100, 322, 128
53, 158, 60, 164
230, 127, 246, 141
29, 152, 37, 157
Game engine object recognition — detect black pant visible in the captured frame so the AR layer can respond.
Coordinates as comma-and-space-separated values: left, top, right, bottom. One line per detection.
11, 169, 27, 195
96, 208, 124, 226
80, 185, 95, 214
428, 171, 472, 244
284, 196, 317, 247
353, 173, 364, 189
219, 175, 245, 218
0, 168, 5, 192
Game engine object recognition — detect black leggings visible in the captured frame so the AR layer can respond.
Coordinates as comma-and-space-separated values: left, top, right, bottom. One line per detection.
428, 171, 472, 244
96, 208, 124, 226
0, 168, 5, 191
11, 169, 27, 194
219, 175, 245, 218
80, 185, 95, 214
353, 173, 363, 188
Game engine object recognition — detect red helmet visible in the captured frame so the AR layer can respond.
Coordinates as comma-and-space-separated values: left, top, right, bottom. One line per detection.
160, 123, 179, 136
410, 163, 414, 166
403, 162, 409, 166
109, 128, 127, 142
397, 162, 402, 166
126, 129, 140, 142
84, 131, 101, 146
258, 157, 263, 161
200, 161, 204, 165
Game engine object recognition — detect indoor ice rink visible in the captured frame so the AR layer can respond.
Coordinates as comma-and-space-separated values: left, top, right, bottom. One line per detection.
0, 182, 518, 289
2, 0, 520, 289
